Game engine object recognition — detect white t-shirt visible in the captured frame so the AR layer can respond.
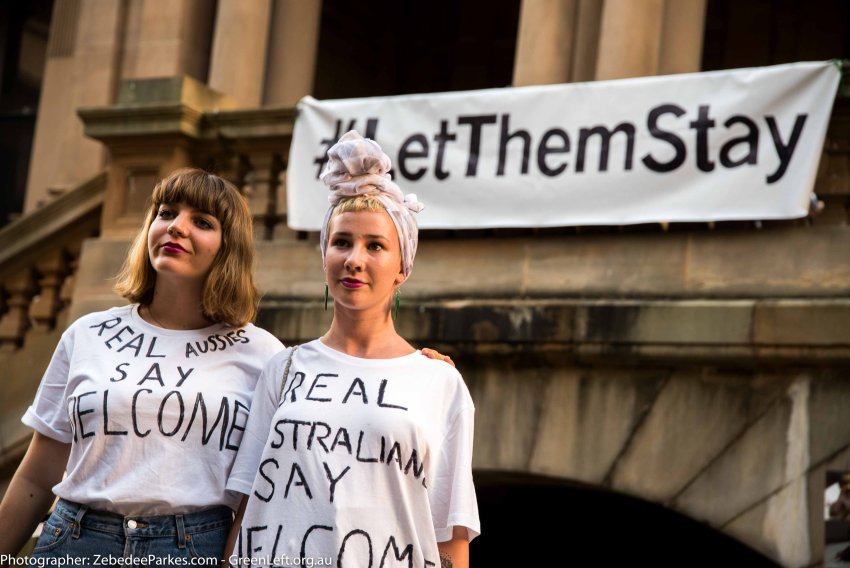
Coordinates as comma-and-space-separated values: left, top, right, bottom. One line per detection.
22, 304, 284, 515
227, 339, 480, 568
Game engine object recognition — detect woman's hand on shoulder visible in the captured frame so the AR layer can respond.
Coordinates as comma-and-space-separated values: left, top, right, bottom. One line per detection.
421, 348, 455, 368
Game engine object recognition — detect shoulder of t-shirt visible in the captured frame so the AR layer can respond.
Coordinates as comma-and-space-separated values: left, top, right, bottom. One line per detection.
263, 345, 295, 370
260, 344, 301, 381
237, 322, 285, 355
256, 345, 297, 395
414, 351, 463, 378
413, 352, 474, 403
417, 356, 476, 431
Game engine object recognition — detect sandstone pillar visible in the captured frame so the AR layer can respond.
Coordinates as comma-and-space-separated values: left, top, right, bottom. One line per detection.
571, 0, 604, 82
658, 0, 707, 75
24, 0, 124, 212
208, 0, 273, 107
595, 0, 706, 80
595, 0, 665, 80
263, 0, 323, 107
513, 0, 576, 86
120, 0, 216, 81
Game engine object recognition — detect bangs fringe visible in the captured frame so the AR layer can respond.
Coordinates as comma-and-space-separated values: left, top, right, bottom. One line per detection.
153, 170, 235, 227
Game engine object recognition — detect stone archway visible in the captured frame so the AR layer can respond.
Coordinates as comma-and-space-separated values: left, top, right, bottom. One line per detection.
470, 471, 777, 566
462, 351, 850, 565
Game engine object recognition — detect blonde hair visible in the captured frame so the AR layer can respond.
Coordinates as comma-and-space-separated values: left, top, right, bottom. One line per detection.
326, 194, 391, 250
331, 194, 386, 218
114, 168, 259, 327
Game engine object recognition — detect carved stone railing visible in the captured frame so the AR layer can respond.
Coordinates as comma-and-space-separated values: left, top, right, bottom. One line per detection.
0, 172, 105, 350
0, 171, 105, 469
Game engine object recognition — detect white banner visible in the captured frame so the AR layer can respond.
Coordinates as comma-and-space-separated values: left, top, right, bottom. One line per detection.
288, 61, 841, 230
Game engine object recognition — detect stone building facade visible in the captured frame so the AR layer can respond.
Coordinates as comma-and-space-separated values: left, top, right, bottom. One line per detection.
1, 1, 849, 565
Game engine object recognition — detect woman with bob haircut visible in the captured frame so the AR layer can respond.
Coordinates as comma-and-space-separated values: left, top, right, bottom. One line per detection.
0, 168, 284, 563
225, 132, 480, 568
116, 168, 260, 327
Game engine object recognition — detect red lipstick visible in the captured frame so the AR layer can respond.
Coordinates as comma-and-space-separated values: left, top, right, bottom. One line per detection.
161, 242, 187, 254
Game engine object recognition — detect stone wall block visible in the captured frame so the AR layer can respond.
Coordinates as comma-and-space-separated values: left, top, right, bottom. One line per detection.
525, 366, 667, 483
610, 369, 788, 502
467, 354, 554, 471
754, 300, 850, 346
575, 300, 753, 345
673, 396, 792, 525
808, 375, 850, 467
526, 235, 688, 296
441, 303, 574, 344
687, 228, 850, 296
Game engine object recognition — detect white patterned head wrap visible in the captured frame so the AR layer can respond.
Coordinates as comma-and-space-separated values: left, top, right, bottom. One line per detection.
319, 130, 424, 278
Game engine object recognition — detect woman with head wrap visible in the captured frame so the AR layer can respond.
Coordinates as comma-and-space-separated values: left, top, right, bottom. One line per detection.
225, 131, 480, 568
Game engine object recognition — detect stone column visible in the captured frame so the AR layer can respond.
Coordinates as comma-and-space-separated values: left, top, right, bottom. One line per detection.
120, 0, 216, 82
595, 0, 665, 80
513, 0, 577, 86
571, 0, 604, 82
595, 0, 706, 80
263, 0, 323, 107
24, 0, 124, 212
658, 0, 707, 75
208, 0, 273, 107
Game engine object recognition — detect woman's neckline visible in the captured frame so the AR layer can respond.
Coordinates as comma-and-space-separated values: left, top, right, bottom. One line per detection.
315, 337, 419, 363
130, 304, 225, 335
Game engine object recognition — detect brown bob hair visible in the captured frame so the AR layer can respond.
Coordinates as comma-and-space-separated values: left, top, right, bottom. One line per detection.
114, 168, 259, 327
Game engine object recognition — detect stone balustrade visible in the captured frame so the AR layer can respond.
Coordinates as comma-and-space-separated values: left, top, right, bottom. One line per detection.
0, 172, 105, 470
0, 173, 105, 351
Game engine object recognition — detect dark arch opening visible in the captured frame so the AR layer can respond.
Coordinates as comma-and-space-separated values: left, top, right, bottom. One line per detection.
470, 471, 779, 567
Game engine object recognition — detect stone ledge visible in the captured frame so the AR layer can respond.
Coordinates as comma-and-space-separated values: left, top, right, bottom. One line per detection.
256, 298, 850, 362
255, 228, 850, 299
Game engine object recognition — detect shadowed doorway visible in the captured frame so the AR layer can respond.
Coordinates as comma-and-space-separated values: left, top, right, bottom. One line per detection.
470, 472, 779, 566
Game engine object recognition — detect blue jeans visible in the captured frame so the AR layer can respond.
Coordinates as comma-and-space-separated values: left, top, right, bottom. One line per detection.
32, 499, 232, 567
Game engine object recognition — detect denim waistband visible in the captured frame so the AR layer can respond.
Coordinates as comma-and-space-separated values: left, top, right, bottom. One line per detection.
53, 498, 233, 538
